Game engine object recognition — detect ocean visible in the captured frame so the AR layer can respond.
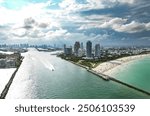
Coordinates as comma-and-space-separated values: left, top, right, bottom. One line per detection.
112, 56, 150, 93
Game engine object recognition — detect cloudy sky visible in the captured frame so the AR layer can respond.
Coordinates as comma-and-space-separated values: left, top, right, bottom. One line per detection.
0, 0, 150, 46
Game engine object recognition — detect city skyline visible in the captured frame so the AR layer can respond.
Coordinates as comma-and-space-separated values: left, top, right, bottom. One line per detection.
0, 0, 150, 46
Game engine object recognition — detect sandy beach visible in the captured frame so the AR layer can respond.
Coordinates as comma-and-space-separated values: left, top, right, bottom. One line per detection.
93, 54, 150, 77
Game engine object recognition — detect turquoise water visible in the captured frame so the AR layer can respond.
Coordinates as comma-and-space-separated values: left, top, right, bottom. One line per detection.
6, 50, 150, 99
114, 56, 150, 93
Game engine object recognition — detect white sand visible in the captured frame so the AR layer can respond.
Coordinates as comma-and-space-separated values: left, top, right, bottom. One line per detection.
0, 51, 14, 54
93, 54, 150, 77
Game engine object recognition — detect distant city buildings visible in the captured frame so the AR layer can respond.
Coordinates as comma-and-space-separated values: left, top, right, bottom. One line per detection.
86, 41, 92, 58
0, 44, 61, 51
64, 41, 102, 58
63, 40, 150, 59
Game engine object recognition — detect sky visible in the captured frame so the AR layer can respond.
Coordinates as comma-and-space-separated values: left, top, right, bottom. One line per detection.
0, 0, 150, 46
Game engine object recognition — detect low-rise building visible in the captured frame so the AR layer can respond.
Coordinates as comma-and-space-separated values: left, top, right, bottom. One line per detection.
0, 52, 21, 68
5, 59, 16, 68
0, 59, 6, 68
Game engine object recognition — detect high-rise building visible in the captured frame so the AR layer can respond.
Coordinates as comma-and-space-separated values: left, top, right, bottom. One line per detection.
74, 41, 80, 56
95, 44, 100, 58
80, 42, 84, 49
86, 41, 92, 58
64, 44, 66, 54
64, 44, 72, 55
66, 47, 72, 55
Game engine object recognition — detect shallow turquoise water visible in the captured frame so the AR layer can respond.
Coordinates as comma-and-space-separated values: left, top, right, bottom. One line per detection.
114, 56, 150, 93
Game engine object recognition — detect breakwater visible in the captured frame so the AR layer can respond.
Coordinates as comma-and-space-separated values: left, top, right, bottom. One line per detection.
0, 57, 23, 99
55, 56, 150, 96
0, 68, 18, 99
62, 59, 150, 96
110, 77, 150, 96
89, 69, 150, 96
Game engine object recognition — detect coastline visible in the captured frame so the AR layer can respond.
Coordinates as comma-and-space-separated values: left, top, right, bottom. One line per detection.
62, 53, 150, 95
93, 54, 150, 77
60, 53, 150, 81
92, 53, 150, 95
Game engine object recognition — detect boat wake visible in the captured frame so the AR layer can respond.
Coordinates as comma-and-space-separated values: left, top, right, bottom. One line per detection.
27, 50, 55, 71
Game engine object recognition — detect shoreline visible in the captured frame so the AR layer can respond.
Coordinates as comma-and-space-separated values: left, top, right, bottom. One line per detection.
60, 53, 150, 81
93, 54, 150, 77
89, 53, 150, 95
63, 54, 150, 95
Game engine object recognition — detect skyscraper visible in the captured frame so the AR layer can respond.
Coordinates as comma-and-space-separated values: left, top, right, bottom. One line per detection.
66, 47, 72, 55
80, 42, 84, 50
64, 44, 72, 55
74, 41, 80, 56
86, 41, 92, 58
64, 44, 66, 54
95, 44, 100, 58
